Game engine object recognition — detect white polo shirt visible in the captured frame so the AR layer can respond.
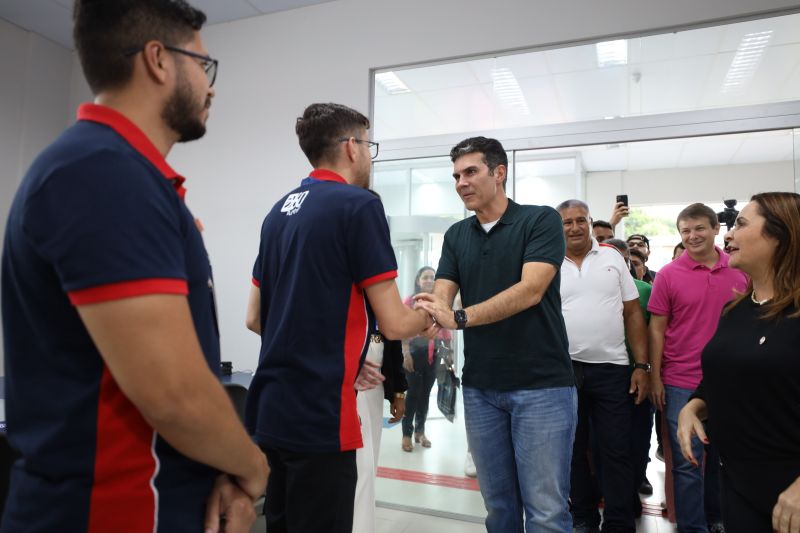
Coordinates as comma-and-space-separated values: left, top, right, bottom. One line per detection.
560, 239, 640, 365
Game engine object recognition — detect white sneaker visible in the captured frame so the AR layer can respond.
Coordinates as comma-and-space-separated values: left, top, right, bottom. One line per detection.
464, 452, 477, 478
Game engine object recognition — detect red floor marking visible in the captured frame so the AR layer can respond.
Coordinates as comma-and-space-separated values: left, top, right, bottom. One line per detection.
376, 466, 480, 491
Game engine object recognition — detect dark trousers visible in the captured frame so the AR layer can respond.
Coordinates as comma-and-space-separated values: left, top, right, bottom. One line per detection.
719, 466, 773, 533
571, 362, 635, 533
260, 447, 357, 533
704, 439, 723, 524
631, 399, 654, 511
402, 352, 436, 437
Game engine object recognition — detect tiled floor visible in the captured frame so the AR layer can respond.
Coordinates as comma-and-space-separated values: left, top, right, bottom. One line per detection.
249, 386, 682, 532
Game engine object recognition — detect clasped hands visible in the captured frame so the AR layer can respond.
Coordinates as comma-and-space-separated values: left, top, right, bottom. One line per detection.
413, 292, 455, 337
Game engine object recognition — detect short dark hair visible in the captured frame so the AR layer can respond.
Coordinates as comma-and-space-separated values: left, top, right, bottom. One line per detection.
450, 137, 508, 188
295, 103, 370, 167
604, 238, 628, 253
676, 202, 719, 229
592, 220, 613, 230
73, 0, 207, 93
629, 248, 647, 263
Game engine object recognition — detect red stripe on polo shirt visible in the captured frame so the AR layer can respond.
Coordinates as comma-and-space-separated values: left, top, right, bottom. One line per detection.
309, 169, 347, 184
77, 103, 187, 200
252, 277, 261, 288
68, 278, 188, 306
340, 284, 367, 451
88, 367, 158, 533
358, 270, 397, 289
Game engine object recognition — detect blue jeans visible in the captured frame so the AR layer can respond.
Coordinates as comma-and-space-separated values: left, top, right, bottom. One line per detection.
464, 385, 577, 533
665, 385, 721, 533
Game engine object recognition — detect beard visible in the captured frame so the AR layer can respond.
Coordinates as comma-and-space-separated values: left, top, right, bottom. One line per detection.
355, 160, 372, 189
162, 66, 209, 143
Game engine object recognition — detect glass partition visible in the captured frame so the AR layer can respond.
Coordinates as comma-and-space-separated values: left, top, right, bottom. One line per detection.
370, 10, 800, 521
795, 128, 800, 192
374, 13, 800, 141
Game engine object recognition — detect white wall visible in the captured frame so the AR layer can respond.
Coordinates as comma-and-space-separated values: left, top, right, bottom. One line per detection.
4, 0, 800, 373
162, 0, 800, 372
0, 19, 74, 374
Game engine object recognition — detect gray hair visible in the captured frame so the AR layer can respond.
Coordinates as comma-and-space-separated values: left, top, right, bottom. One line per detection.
556, 199, 590, 215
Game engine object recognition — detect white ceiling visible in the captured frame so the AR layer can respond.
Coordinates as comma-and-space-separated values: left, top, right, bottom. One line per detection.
0, 0, 337, 49
547, 129, 797, 171
374, 13, 800, 142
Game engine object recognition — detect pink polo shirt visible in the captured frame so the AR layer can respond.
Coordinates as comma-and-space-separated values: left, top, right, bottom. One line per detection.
647, 247, 748, 389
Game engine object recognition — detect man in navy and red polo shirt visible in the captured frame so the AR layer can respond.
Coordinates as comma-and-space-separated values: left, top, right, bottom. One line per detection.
245, 103, 432, 533
1, 2, 267, 532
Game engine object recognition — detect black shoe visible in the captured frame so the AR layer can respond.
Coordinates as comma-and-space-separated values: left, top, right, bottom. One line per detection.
655, 444, 665, 462
638, 477, 654, 496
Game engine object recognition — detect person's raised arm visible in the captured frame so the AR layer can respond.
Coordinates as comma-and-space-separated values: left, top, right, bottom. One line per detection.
609, 201, 630, 228
415, 262, 556, 329
364, 279, 432, 340
77, 294, 269, 501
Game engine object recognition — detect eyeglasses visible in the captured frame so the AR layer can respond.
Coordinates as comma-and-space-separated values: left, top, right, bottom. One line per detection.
124, 45, 218, 87
338, 137, 379, 160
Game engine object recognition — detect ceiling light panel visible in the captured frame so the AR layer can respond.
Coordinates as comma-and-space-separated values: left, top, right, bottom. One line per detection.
376, 72, 411, 95
491, 67, 530, 115
721, 30, 773, 93
596, 40, 628, 67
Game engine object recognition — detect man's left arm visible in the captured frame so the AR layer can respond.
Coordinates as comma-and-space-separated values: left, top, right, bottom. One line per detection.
245, 284, 260, 334
623, 298, 650, 404
416, 261, 557, 329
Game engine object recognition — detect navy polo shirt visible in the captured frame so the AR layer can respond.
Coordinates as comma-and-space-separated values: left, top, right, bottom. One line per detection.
1, 104, 219, 532
246, 169, 397, 453
436, 200, 574, 391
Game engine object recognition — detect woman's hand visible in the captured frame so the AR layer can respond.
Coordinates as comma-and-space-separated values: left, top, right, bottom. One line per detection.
773, 476, 800, 533
676, 399, 708, 467
389, 396, 405, 423
402, 354, 414, 373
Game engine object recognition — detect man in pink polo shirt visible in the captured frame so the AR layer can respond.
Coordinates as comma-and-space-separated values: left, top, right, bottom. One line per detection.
648, 203, 747, 533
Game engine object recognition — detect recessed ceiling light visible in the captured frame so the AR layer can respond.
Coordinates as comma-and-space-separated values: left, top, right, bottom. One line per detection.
491, 67, 530, 115
375, 72, 411, 95
596, 40, 628, 67
721, 31, 772, 93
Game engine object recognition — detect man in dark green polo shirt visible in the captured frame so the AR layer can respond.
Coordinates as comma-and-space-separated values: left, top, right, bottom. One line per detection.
415, 137, 577, 533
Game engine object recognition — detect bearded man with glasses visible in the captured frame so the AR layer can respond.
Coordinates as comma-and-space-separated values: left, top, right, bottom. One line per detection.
1, 2, 266, 532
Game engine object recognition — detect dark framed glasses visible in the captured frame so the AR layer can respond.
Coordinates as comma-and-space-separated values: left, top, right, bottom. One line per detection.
124, 45, 218, 87
338, 137, 379, 159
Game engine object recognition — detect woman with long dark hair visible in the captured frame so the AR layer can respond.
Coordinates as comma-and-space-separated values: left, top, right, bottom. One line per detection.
400, 267, 452, 452
677, 192, 800, 533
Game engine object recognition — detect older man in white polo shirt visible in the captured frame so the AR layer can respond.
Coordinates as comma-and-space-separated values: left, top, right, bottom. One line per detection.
557, 199, 650, 533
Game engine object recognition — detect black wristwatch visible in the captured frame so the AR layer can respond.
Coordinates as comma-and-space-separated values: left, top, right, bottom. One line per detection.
633, 362, 651, 373
454, 309, 468, 330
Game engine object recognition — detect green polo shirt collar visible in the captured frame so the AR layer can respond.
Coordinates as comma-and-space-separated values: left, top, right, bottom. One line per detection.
470, 198, 522, 231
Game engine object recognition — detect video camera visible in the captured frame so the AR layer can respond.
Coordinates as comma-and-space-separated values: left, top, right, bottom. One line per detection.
717, 199, 739, 231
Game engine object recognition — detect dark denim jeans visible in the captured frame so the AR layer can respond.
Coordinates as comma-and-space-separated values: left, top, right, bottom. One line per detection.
571, 362, 636, 533
464, 385, 577, 533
